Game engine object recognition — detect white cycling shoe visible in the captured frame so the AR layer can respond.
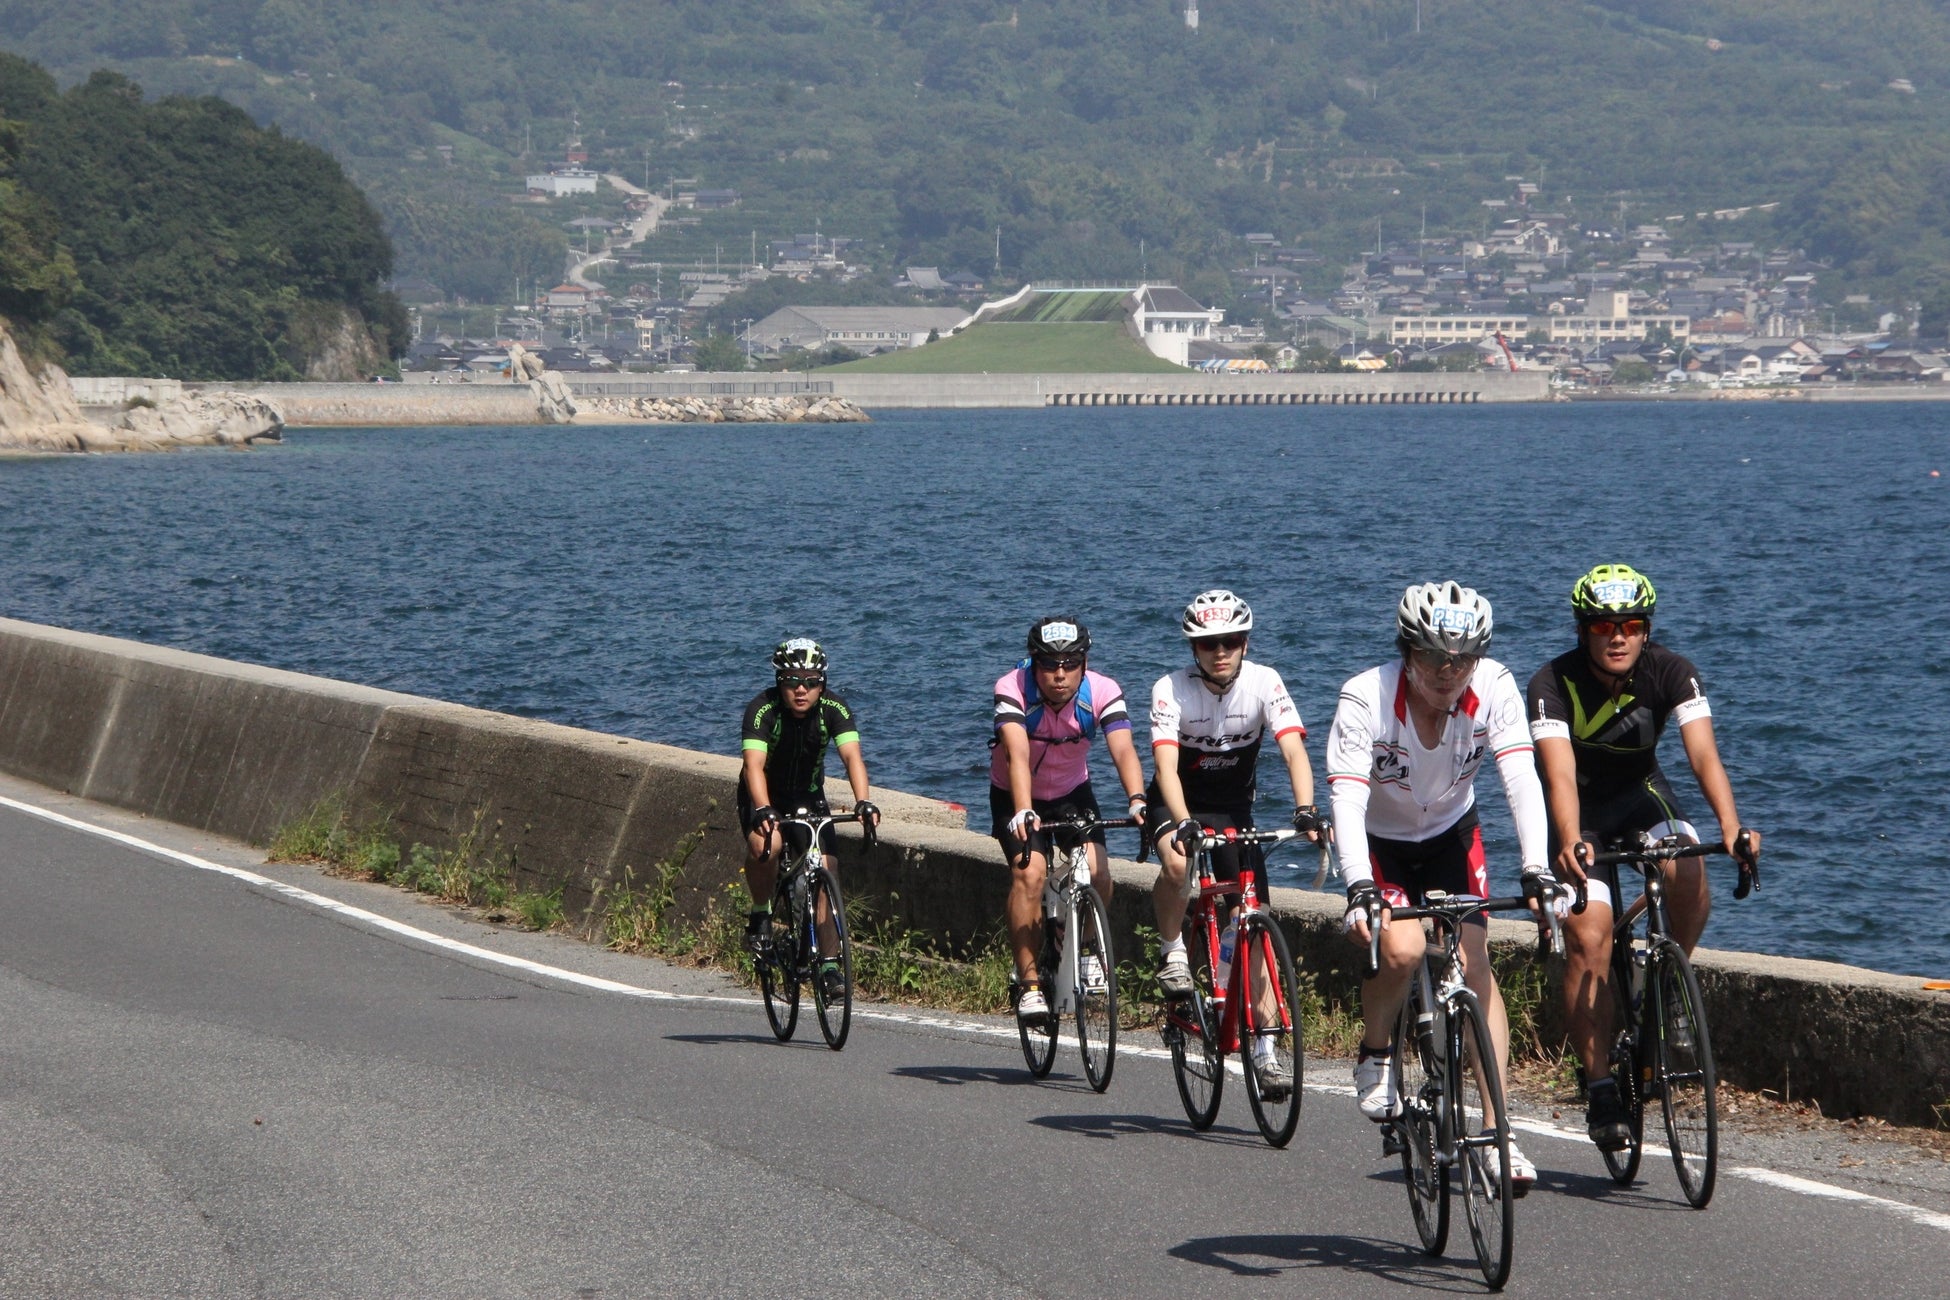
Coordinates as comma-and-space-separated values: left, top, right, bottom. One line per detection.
1353, 1052, 1400, 1121
1481, 1137, 1537, 1198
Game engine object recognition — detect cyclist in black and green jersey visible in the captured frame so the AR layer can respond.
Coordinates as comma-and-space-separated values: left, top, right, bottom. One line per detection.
1526, 564, 1762, 1152
739, 638, 880, 999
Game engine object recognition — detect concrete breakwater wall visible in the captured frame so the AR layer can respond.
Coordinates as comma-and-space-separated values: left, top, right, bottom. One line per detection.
200, 381, 546, 427
0, 615, 1940, 1125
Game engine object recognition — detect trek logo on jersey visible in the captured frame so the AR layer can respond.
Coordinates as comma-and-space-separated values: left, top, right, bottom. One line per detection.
1591, 579, 1641, 606
1188, 730, 1261, 748
1430, 605, 1478, 633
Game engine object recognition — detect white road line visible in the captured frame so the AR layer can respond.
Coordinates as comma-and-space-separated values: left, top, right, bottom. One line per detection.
7, 791, 1946, 1237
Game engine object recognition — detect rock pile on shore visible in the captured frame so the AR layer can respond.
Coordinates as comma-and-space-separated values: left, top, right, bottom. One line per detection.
581, 394, 870, 423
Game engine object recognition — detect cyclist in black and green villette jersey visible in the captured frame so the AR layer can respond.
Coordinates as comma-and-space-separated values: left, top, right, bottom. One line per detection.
739, 638, 880, 1000
1526, 564, 1762, 1153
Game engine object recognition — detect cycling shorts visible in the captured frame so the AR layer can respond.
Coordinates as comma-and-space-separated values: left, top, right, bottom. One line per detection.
737, 788, 837, 854
1144, 788, 1262, 891
1370, 809, 1489, 924
1547, 773, 1698, 911
990, 780, 1103, 864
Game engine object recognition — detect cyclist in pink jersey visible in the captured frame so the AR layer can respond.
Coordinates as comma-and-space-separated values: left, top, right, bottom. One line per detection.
991, 616, 1148, 1025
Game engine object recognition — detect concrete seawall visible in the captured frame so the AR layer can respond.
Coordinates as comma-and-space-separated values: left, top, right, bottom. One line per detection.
0, 615, 1940, 1125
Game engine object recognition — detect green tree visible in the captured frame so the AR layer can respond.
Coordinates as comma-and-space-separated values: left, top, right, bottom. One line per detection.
691, 331, 747, 371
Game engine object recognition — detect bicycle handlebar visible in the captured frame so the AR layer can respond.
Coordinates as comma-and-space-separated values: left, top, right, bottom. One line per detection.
1376, 893, 1567, 960
1583, 830, 1759, 898
1190, 826, 1305, 850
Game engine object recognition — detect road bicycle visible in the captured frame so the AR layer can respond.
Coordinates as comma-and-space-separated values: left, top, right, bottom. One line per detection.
1377, 890, 1565, 1291
1160, 825, 1309, 1148
1582, 831, 1753, 1209
1013, 810, 1140, 1093
754, 807, 873, 1051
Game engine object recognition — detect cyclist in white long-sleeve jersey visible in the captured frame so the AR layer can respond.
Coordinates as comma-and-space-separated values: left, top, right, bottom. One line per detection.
1326, 582, 1570, 1196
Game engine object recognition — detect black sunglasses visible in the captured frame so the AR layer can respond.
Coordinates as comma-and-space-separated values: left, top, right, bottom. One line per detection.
1034, 654, 1086, 672
777, 674, 825, 690
1194, 635, 1247, 653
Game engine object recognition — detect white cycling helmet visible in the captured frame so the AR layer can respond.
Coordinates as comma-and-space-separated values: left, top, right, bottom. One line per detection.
1181, 589, 1254, 639
1397, 581, 1494, 656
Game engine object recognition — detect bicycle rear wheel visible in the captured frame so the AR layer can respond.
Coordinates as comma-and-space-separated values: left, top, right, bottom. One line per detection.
1017, 918, 1058, 1078
1452, 992, 1514, 1291
1165, 918, 1224, 1128
1650, 940, 1718, 1208
759, 876, 801, 1042
1073, 886, 1118, 1093
1602, 955, 1645, 1185
1237, 915, 1303, 1148
1393, 971, 1449, 1257
809, 867, 851, 1050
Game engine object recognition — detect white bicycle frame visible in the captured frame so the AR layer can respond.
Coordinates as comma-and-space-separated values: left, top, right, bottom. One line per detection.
1041, 841, 1091, 1017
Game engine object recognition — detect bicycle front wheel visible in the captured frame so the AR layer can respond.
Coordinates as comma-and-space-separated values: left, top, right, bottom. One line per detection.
1073, 886, 1118, 1093
1394, 972, 1449, 1256
759, 880, 801, 1042
1237, 915, 1303, 1148
1017, 918, 1058, 1078
1650, 940, 1718, 1208
809, 867, 852, 1050
1452, 992, 1514, 1291
1166, 918, 1223, 1128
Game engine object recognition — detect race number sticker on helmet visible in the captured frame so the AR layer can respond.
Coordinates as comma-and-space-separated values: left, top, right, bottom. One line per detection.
1181, 589, 1254, 638
1572, 563, 1659, 617
1040, 621, 1078, 645
1398, 581, 1495, 656
772, 637, 828, 672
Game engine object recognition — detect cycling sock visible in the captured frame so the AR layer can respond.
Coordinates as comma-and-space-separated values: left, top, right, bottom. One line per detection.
1253, 1032, 1278, 1061
1357, 1042, 1394, 1062
745, 906, 769, 931
1160, 936, 1188, 957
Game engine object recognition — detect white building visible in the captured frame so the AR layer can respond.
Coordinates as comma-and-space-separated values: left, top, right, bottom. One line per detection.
526, 168, 600, 197
1130, 285, 1224, 366
746, 306, 970, 356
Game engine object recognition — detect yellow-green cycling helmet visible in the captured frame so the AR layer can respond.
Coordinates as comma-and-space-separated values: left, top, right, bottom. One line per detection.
1571, 564, 1657, 620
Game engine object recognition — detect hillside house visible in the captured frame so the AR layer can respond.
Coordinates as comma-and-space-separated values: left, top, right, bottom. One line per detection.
1130, 285, 1224, 366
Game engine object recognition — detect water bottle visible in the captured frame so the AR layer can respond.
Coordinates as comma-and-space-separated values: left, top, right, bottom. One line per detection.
1215, 920, 1238, 996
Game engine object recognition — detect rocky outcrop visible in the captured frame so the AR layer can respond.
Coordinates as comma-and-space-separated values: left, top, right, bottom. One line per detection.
508, 343, 577, 423
0, 321, 100, 450
579, 394, 871, 423
1, 320, 284, 451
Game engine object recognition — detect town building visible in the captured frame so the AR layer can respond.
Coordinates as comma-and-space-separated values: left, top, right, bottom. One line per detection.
745, 306, 970, 356
1130, 285, 1224, 366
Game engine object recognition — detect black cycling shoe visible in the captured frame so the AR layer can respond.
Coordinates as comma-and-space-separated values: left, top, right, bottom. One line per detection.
818, 962, 847, 1001
1586, 1078, 1632, 1151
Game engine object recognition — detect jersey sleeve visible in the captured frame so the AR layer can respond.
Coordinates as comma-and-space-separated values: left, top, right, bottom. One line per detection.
1659, 650, 1713, 729
1324, 680, 1376, 784
824, 695, 860, 748
1088, 671, 1133, 734
1260, 667, 1306, 739
740, 692, 774, 753
993, 669, 1027, 731
1149, 674, 1182, 748
1526, 662, 1571, 743
1484, 665, 1534, 760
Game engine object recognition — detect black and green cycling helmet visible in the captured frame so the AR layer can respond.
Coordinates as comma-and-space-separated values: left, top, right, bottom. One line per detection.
772, 637, 828, 672
1571, 564, 1658, 621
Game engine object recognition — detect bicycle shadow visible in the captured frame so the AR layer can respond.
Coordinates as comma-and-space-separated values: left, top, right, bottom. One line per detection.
664, 1032, 817, 1050
1168, 1233, 1473, 1290
889, 1063, 1067, 1088
1031, 1111, 1271, 1148
1533, 1166, 1699, 1211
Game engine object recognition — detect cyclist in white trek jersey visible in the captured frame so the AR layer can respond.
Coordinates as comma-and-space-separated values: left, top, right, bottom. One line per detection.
1327, 582, 1571, 1196
1148, 589, 1321, 1098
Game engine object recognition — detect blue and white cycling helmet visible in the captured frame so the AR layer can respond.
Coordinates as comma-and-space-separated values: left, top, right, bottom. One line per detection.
1397, 581, 1494, 656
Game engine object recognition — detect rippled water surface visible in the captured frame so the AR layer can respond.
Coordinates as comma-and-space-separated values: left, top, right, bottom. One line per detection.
4, 402, 1946, 975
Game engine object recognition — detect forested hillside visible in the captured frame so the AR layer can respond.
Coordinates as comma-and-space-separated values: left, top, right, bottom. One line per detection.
5, 1, 1950, 302
0, 51, 405, 378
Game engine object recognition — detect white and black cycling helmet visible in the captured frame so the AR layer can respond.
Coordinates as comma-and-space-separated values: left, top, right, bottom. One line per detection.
1397, 581, 1494, 656
1181, 589, 1254, 640
1027, 616, 1090, 657
772, 637, 828, 672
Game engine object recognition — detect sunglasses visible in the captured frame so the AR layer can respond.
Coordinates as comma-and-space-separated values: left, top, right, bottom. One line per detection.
1194, 635, 1247, 653
1034, 654, 1086, 672
1412, 646, 1480, 672
777, 674, 825, 690
1584, 618, 1649, 639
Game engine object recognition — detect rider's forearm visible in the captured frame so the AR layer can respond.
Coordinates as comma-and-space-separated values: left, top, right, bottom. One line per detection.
741, 751, 773, 810
1000, 724, 1035, 813
1105, 728, 1146, 801
1151, 744, 1190, 822
1327, 777, 1374, 886
1276, 729, 1315, 807
1681, 718, 1742, 839
1495, 747, 1551, 870
838, 742, 871, 806
1534, 736, 1585, 851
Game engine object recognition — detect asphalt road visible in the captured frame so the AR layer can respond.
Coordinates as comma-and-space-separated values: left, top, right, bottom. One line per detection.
1, 779, 1944, 1298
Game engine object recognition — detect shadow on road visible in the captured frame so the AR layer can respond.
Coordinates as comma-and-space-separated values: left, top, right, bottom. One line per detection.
1168, 1233, 1475, 1290
665, 1031, 813, 1050
890, 1063, 1062, 1088
1030, 1111, 1268, 1148
1534, 1166, 1698, 1211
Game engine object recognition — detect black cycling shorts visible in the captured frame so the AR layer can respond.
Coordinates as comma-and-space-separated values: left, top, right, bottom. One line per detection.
1370, 809, 1488, 921
1144, 787, 1262, 883
990, 780, 1103, 864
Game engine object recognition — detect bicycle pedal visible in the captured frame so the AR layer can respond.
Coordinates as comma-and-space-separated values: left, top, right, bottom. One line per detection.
1382, 1125, 1405, 1157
